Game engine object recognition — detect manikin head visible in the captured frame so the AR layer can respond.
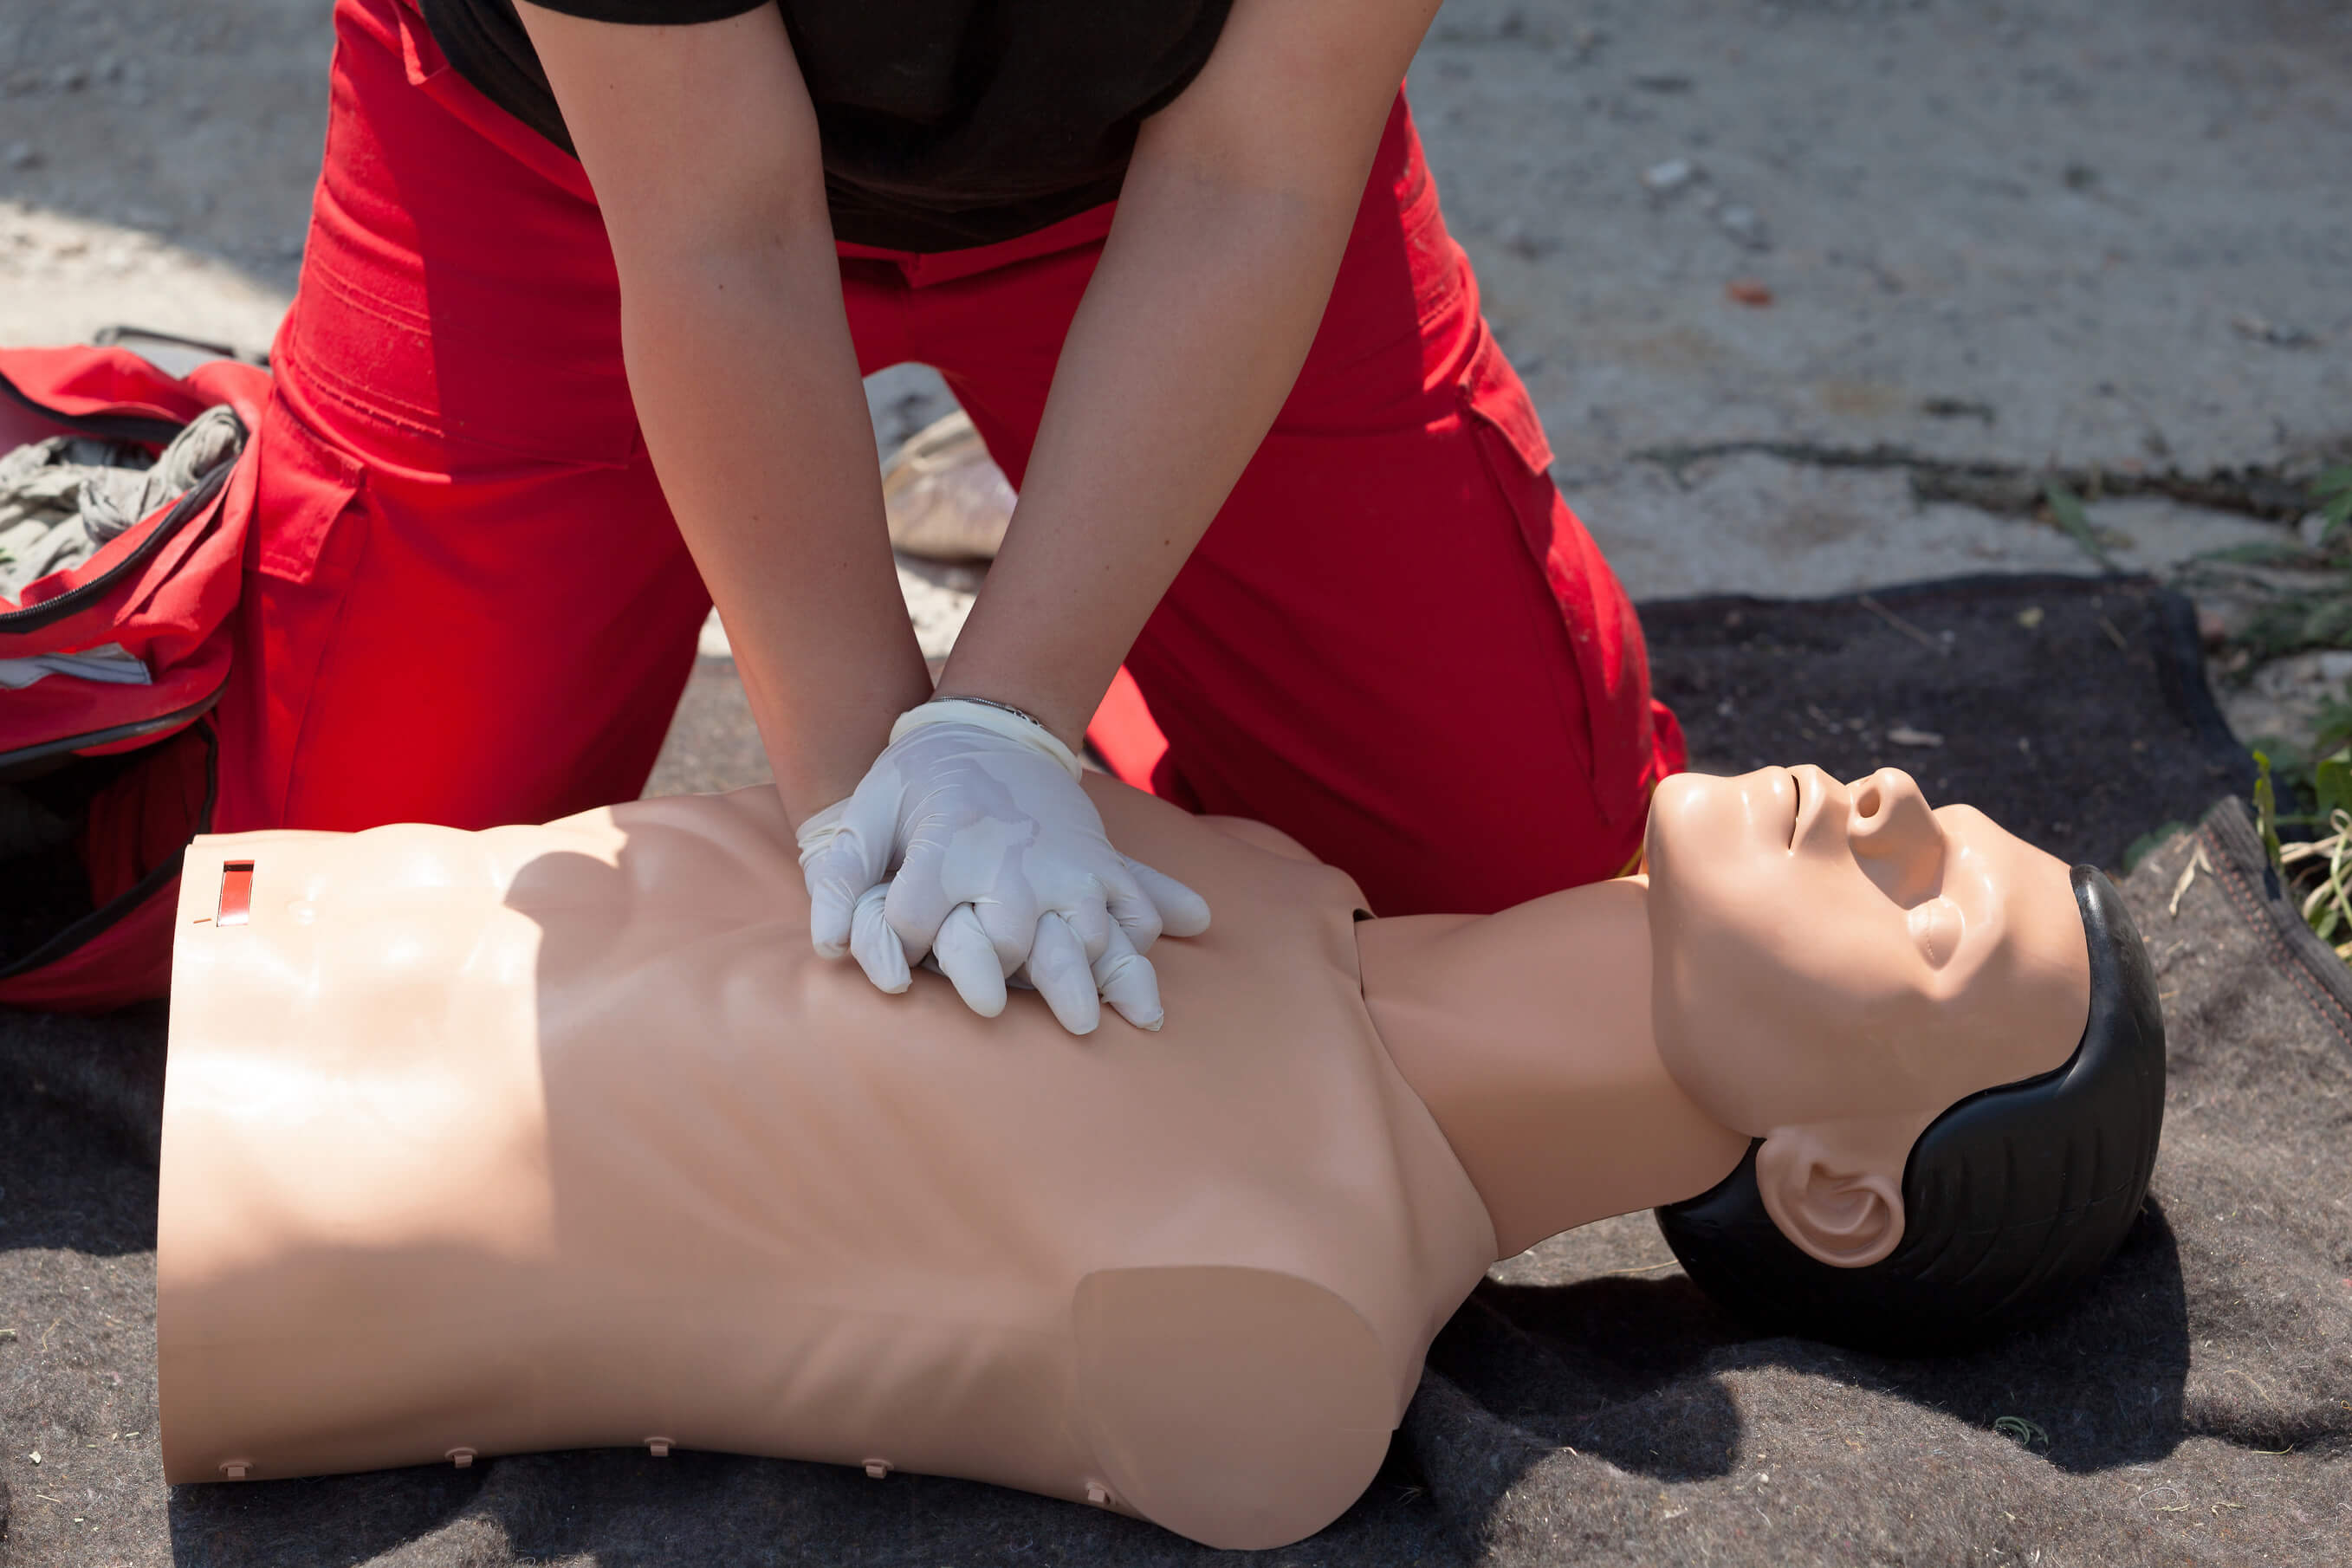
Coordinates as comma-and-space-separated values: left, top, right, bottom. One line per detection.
1642, 766, 2165, 1351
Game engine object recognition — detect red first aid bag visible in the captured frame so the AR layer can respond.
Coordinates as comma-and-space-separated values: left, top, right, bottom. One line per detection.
0, 344, 270, 1012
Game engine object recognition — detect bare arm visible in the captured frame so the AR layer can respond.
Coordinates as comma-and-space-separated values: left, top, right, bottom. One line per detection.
515, 3, 930, 820
936, 0, 1444, 746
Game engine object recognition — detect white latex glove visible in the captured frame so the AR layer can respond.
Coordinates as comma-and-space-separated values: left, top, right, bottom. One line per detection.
797, 698, 1212, 1033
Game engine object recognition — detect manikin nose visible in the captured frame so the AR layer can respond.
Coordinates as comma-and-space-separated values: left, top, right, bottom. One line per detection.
1845, 768, 1943, 902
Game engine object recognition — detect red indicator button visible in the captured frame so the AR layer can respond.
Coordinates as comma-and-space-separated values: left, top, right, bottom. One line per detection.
217, 861, 255, 927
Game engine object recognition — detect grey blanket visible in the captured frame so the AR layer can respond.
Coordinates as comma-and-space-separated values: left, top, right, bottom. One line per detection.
3, 577, 2346, 1565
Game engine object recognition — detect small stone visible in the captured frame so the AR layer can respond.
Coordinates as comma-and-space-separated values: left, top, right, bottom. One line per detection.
1887, 724, 1946, 748
2231, 311, 2319, 349
1642, 157, 1698, 195
1725, 278, 1774, 308
1718, 204, 1770, 249
2017, 606, 2044, 630
2299, 510, 2336, 550
1498, 217, 1558, 259
51, 64, 88, 93
3, 141, 36, 172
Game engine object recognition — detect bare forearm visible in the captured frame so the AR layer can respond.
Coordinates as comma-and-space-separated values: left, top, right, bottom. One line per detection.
619, 236, 930, 820
937, 160, 1359, 743
513, 2, 928, 820
939, 0, 1437, 746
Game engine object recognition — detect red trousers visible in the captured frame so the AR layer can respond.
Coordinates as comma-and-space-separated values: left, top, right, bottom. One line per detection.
216, 0, 1684, 917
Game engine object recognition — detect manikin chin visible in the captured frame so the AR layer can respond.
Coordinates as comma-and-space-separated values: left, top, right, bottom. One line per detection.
158, 765, 2163, 1550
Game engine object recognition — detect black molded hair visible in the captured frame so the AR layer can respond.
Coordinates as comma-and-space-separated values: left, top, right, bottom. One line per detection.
1653, 866, 2165, 1355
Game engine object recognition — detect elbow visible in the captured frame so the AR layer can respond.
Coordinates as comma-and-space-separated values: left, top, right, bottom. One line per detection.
603, 157, 834, 290
606, 187, 838, 346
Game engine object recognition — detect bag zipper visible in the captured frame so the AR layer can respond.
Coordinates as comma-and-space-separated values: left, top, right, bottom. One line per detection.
0, 457, 236, 636
0, 364, 185, 446
0, 362, 246, 636
0, 716, 219, 981
0, 684, 224, 776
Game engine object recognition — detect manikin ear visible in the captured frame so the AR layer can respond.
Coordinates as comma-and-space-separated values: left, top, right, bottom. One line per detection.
1753, 1128, 1908, 1269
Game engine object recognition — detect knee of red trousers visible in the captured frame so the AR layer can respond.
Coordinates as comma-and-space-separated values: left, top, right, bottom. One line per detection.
1084, 392, 1681, 912
1089, 656, 1683, 918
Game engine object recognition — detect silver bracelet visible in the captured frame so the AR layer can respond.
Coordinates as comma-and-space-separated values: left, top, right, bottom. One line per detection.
897, 694, 1084, 779
930, 693, 1054, 735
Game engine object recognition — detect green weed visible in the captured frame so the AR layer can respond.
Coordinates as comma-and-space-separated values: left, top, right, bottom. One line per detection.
2218, 467, 2352, 663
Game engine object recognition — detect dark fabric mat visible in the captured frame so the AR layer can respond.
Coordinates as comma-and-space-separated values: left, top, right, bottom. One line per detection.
6, 573, 2347, 1566
1641, 573, 2253, 869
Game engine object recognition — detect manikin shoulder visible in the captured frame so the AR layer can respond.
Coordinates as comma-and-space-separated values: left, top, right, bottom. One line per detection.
1072, 1265, 1397, 1551
1087, 784, 1373, 919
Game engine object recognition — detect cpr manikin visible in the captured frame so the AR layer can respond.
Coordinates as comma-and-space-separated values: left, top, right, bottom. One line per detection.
157, 768, 2165, 1550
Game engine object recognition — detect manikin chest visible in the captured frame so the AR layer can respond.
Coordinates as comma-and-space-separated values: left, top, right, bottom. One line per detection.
158, 786, 1496, 1549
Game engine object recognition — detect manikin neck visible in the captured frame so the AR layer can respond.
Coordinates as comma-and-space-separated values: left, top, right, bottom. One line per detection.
1358, 877, 1752, 1261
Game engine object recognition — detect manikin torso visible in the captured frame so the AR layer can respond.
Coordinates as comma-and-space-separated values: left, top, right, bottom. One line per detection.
159, 784, 1499, 1550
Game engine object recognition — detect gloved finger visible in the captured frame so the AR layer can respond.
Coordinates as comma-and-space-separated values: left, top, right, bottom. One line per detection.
1092, 923, 1166, 1033
797, 795, 892, 959
881, 838, 958, 968
1053, 896, 1113, 963
800, 835, 885, 959
1025, 912, 1100, 1036
1098, 865, 1163, 954
1123, 855, 1213, 940
933, 904, 1008, 1018
971, 878, 1043, 975
846, 882, 910, 995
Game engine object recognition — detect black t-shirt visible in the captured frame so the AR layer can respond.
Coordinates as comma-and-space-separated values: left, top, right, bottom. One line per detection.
419, 0, 1234, 252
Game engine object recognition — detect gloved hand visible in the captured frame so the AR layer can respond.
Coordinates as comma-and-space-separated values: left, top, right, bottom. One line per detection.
797, 697, 1212, 1033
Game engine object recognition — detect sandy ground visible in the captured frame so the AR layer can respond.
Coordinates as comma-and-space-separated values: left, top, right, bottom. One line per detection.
3, 0, 2349, 773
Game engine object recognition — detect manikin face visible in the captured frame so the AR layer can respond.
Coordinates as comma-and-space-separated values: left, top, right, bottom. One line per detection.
1643, 766, 2090, 1266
